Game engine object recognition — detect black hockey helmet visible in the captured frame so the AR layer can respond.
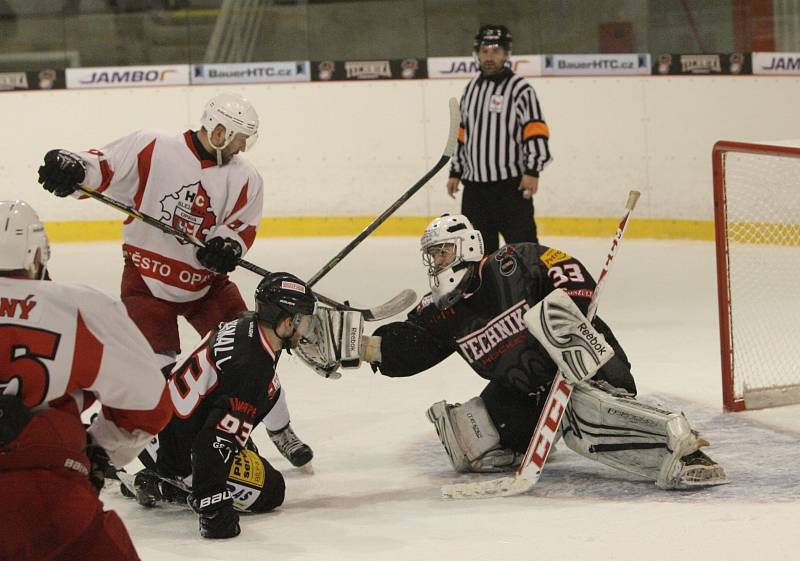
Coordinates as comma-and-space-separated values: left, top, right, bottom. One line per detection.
473, 24, 513, 52
255, 272, 316, 328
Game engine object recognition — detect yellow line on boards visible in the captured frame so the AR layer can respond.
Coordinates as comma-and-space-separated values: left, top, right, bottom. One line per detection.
44, 216, 716, 243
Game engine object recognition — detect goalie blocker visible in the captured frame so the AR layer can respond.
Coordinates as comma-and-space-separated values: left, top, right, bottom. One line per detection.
525, 288, 615, 384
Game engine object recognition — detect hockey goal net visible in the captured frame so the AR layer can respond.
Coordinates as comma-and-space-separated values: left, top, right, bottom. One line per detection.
714, 140, 800, 411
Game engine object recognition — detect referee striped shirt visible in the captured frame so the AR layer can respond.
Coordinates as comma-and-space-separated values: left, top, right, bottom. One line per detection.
450, 68, 552, 183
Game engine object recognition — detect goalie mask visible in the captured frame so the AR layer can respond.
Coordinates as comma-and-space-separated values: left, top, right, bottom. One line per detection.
255, 272, 316, 347
200, 92, 259, 164
0, 200, 50, 279
421, 214, 484, 310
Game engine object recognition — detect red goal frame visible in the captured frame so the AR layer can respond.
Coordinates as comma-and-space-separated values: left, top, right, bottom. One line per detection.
713, 140, 800, 411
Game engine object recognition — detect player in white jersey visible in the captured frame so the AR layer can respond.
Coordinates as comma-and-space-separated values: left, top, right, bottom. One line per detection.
0, 200, 173, 561
36, 92, 314, 469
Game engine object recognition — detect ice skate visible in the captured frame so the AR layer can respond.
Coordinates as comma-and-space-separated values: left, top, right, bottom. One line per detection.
269, 424, 314, 471
675, 449, 728, 488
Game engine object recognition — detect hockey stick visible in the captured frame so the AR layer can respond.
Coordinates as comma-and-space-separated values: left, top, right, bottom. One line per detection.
307, 97, 460, 287
75, 186, 416, 321
441, 190, 641, 499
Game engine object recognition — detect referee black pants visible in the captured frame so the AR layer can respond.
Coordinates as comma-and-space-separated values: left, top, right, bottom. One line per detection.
461, 176, 537, 255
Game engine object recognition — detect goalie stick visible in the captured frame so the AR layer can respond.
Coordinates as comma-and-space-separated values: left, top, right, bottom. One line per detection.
441, 190, 641, 499
307, 97, 460, 287
75, 186, 415, 321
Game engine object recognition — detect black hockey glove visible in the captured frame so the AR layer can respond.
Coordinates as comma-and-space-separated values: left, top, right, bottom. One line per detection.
85, 440, 112, 492
189, 488, 241, 539
38, 149, 86, 197
196, 237, 242, 273
0, 395, 32, 448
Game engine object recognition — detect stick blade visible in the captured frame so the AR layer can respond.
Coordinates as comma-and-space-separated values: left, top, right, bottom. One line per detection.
441, 475, 534, 500
116, 470, 137, 495
444, 97, 460, 157
362, 288, 418, 321
626, 190, 641, 210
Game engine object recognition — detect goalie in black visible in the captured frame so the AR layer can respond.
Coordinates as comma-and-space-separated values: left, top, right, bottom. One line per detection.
122, 272, 317, 539
296, 214, 727, 489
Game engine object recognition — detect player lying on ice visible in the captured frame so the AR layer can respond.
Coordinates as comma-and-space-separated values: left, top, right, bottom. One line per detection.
119, 272, 317, 539
296, 214, 728, 489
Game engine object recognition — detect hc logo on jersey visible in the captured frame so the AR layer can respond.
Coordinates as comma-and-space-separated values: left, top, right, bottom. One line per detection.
160, 182, 218, 243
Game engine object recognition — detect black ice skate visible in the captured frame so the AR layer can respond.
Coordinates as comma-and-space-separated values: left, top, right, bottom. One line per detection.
268, 424, 314, 469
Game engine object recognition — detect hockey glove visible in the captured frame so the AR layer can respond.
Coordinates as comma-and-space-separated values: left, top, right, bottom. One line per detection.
0, 395, 32, 448
295, 307, 364, 379
85, 439, 112, 492
524, 289, 615, 384
189, 488, 241, 539
38, 149, 86, 197
196, 237, 242, 273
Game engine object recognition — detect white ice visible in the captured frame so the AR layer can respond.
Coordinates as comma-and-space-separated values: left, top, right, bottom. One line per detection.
49, 236, 800, 561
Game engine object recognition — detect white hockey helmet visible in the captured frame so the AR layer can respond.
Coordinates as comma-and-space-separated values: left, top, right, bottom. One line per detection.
0, 200, 50, 277
200, 92, 259, 158
421, 214, 484, 309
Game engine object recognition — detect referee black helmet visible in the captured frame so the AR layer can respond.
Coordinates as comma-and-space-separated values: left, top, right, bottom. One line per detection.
473, 24, 513, 52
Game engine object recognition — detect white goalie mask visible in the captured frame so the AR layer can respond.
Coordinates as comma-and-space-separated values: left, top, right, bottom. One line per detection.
200, 92, 259, 163
0, 200, 50, 278
421, 214, 484, 309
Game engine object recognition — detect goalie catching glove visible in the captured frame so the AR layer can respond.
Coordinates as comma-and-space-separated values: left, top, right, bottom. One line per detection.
296, 306, 364, 379
524, 288, 614, 384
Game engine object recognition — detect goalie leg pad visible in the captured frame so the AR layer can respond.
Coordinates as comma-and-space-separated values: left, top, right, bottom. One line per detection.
426, 401, 470, 472
426, 398, 518, 473
524, 289, 615, 384
561, 381, 727, 488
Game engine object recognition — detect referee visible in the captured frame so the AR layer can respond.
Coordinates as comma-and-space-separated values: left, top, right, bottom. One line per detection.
447, 24, 552, 253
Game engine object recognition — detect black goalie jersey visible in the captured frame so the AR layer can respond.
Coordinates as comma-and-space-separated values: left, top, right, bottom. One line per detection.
375, 243, 631, 396
152, 312, 282, 494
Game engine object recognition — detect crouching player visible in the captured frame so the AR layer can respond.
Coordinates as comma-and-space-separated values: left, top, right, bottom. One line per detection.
123, 272, 316, 539
296, 214, 727, 490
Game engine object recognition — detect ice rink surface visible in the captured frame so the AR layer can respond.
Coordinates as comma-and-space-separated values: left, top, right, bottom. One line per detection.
50, 235, 800, 561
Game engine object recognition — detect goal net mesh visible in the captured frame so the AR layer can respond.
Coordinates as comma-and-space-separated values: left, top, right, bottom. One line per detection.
717, 145, 800, 409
